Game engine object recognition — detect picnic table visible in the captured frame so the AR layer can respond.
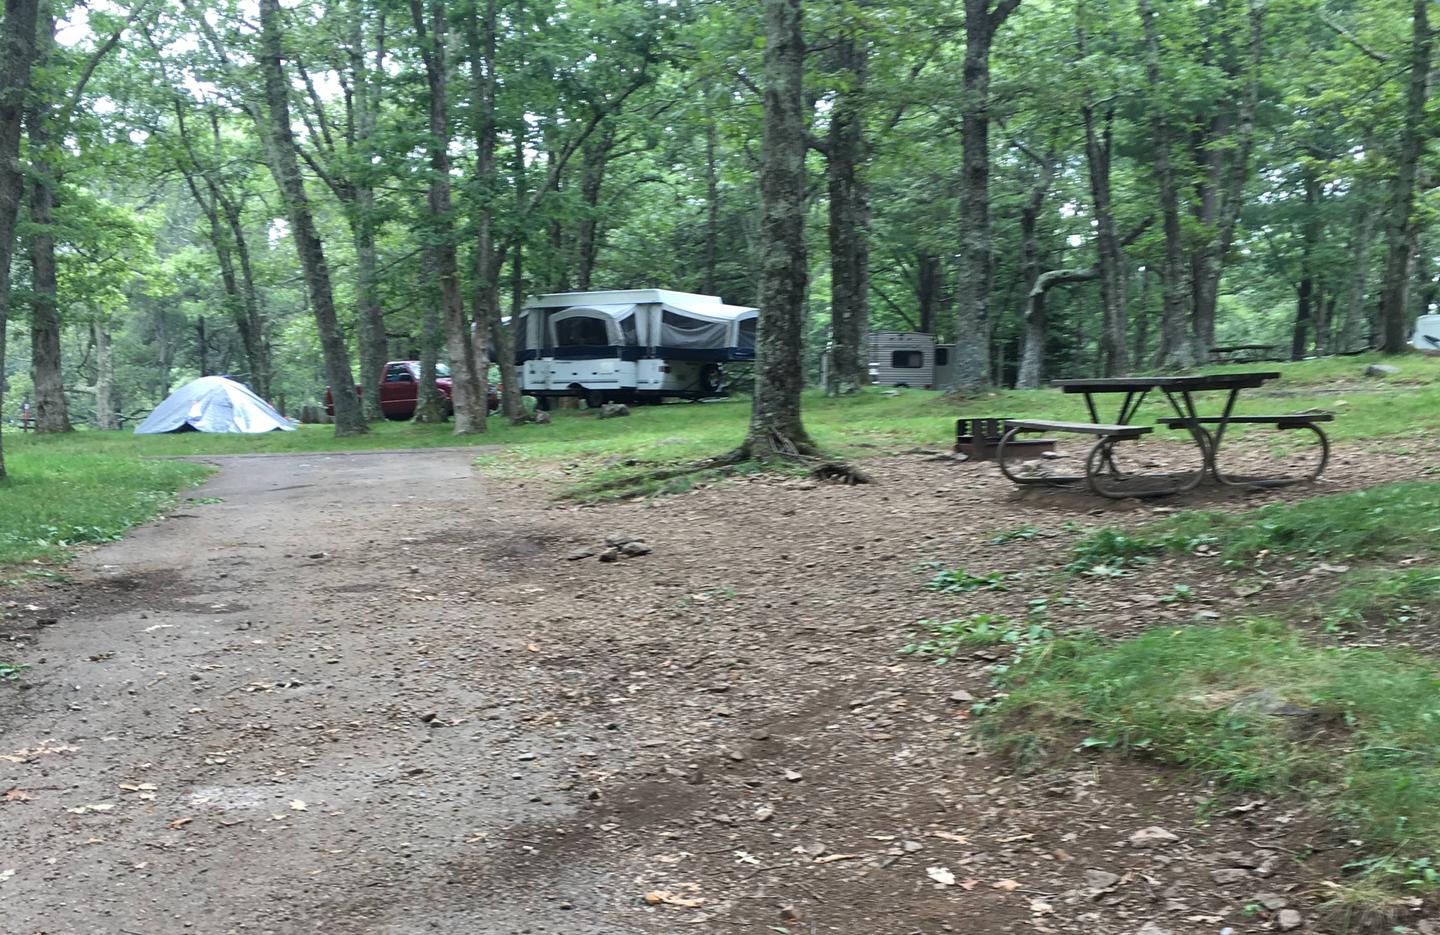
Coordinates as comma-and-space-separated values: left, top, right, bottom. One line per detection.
997, 372, 1333, 498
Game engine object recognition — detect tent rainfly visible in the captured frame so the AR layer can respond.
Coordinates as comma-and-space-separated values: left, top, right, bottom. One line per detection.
134, 376, 295, 434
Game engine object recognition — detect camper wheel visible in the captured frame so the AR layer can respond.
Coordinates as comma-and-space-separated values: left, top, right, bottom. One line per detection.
699, 363, 723, 395
585, 389, 606, 409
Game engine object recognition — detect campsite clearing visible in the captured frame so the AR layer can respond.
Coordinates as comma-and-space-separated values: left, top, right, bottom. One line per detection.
2, 391, 1439, 932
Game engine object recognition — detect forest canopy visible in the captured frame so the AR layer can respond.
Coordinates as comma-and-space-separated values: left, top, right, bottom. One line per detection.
0, 0, 1431, 444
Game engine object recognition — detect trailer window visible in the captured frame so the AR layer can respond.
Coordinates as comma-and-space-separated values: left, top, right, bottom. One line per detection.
738, 318, 756, 350
892, 350, 924, 368
935, 347, 949, 366
555, 316, 611, 347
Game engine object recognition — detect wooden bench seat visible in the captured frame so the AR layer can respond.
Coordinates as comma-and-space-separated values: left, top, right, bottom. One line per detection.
1004, 419, 1152, 438
1157, 413, 1333, 428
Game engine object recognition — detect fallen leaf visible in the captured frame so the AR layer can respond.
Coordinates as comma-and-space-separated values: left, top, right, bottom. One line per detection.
992, 879, 1022, 892
931, 831, 970, 844
289, 799, 308, 811
783, 770, 803, 782
926, 866, 957, 886
1030, 899, 1055, 915
734, 850, 760, 866
0, 869, 13, 884
2, 788, 32, 803
166, 817, 193, 830
813, 853, 862, 864
960, 878, 980, 891
643, 891, 705, 908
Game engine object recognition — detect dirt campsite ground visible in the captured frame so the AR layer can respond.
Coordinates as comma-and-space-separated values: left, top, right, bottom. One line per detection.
3, 435, 1439, 935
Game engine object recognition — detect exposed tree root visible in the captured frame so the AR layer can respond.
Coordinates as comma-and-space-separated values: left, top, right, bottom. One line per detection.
576, 429, 872, 500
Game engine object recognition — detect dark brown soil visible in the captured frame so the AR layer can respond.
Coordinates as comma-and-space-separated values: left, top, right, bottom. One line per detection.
2, 437, 1437, 935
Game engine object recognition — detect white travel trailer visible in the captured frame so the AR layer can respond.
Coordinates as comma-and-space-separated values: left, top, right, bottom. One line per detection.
1412, 315, 1440, 356
866, 332, 957, 389
517, 290, 758, 405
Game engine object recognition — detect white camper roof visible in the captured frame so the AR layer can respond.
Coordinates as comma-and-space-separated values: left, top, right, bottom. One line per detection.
526, 289, 723, 310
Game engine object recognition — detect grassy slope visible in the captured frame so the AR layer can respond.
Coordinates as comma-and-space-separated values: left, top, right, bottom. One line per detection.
0, 449, 210, 571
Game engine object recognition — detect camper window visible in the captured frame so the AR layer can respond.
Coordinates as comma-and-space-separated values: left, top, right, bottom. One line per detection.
660, 310, 729, 349
892, 350, 924, 368
935, 347, 949, 366
738, 318, 756, 349
620, 314, 638, 345
555, 316, 611, 347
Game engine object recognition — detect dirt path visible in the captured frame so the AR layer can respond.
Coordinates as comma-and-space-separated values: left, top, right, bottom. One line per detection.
3, 442, 1437, 935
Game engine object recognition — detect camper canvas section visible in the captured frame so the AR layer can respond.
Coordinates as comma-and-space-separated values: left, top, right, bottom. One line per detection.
868, 332, 937, 388
517, 290, 758, 405
1412, 314, 1440, 355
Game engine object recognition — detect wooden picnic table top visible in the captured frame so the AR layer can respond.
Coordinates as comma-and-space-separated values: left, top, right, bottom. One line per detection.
1051, 372, 1281, 394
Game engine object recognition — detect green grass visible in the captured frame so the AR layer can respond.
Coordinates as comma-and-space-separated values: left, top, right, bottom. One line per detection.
1316, 566, 1440, 633
988, 619, 1440, 888
0, 448, 211, 569
1069, 481, 1440, 571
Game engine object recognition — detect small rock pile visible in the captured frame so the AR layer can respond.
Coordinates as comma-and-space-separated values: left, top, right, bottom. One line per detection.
564, 533, 653, 563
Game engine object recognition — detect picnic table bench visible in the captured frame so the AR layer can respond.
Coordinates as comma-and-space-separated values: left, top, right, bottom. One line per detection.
1209, 344, 1284, 364
995, 372, 1333, 498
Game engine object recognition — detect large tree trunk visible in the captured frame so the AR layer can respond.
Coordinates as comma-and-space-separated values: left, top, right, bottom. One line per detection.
0, 0, 40, 470
742, 0, 814, 457
824, 31, 870, 396
219, 198, 272, 400
702, 109, 720, 294
1191, 0, 1263, 350
465, 0, 499, 427
411, 0, 486, 434
92, 321, 117, 430
257, 0, 365, 435
1377, 0, 1432, 353
953, 0, 1020, 390
576, 127, 613, 292
1292, 169, 1322, 359
1014, 149, 1057, 389
1081, 100, 1125, 375
345, 3, 387, 421
25, 9, 71, 434
1139, 0, 1199, 369
1020, 267, 1101, 388
916, 253, 942, 334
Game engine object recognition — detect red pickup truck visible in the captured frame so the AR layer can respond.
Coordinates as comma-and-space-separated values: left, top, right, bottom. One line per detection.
326, 361, 497, 420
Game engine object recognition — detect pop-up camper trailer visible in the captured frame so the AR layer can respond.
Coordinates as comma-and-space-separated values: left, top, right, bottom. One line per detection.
516, 290, 758, 405
1412, 315, 1440, 356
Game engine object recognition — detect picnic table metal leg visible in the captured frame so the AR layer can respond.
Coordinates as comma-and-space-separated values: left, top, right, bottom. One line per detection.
1211, 422, 1331, 487
1083, 435, 1205, 500
996, 427, 1082, 487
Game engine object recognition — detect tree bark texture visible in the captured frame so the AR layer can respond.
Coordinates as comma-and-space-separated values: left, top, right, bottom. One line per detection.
346, 6, 388, 421
825, 32, 870, 396
465, 0, 499, 427
26, 9, 72, 433
1139, 0, 1199, 369
953, 0, 1020, 390
92, 321, 117, 430
1081, 99, 1126, 375
1015, 149, 1057, 389
257, 0, 365, 434
1190, 0, 1263, 350
0, 0, 40, 470
411, 0, 486, 434
743, 0, 814, 457
1377, 0, 1432, 353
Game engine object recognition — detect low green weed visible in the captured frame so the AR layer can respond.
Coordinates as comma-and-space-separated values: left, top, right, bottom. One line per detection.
901, 613, 1054, 663
0, 661, 26, 681
924, 568, 1010, 593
